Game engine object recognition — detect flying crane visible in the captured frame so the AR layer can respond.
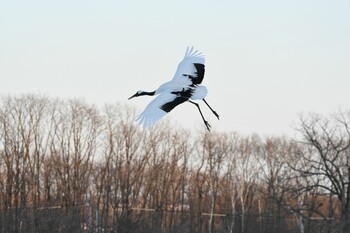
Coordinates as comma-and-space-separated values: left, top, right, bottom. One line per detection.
128, 47, 219, 131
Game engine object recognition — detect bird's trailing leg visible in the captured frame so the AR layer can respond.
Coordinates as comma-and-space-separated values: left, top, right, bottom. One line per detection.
203, 99, 219, 120
189, 101, 211, 131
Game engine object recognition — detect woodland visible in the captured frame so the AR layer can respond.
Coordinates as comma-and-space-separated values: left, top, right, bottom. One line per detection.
1, 94, 350, 233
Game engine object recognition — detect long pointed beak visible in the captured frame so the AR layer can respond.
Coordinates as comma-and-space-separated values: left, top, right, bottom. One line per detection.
128, 94, 136, 100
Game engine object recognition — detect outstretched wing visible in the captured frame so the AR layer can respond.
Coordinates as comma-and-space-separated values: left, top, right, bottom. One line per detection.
136, 93, 189, 128
172, 47, 205, 86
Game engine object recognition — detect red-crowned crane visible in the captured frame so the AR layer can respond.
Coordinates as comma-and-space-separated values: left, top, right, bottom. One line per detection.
128, 47, 219, 131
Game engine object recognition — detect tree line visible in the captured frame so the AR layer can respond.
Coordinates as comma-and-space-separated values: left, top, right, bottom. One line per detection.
0, 94, 350, 233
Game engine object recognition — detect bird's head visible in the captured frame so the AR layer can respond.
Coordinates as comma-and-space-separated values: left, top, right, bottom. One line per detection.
129, 90, 157, 100
128, 91, 143, 100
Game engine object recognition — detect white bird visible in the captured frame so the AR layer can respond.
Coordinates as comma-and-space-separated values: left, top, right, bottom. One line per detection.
128, 47, 219, 131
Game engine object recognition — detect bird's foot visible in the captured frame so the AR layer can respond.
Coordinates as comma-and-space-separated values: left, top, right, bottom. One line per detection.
204, 121, 211, 131
213, 111, 220, 120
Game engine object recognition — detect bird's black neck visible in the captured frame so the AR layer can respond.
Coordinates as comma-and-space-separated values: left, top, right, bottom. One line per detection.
141, 91, 156, 96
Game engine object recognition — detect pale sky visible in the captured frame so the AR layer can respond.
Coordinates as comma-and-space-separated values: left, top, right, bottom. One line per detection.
1, 0, 349, 136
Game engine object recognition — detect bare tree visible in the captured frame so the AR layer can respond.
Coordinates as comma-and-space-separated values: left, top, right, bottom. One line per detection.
188, 144, 207, 233
295, 111, 350, 232
199, 131, 231, 233
257, 136, 300, 233
49, 99, 101, 231
223, 132, 240, 233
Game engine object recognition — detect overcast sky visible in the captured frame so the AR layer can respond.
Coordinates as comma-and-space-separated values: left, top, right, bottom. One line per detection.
1, 0, 349, 136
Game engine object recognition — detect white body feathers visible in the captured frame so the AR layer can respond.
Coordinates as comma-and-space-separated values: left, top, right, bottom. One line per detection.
191, 86, 208, 100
